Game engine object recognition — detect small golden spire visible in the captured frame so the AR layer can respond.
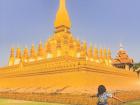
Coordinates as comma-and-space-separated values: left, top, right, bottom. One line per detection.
10, 48, 14, 57
108, 48, 111, 59
100, 48, 103, 59
45, 41, 51, 52
83, 41, 87, 50
13, 48, 21, 65
21, 47, 29, 63
99, 48, 104, 64
28, 44, 37, 62
107, 48, 112, 66
8, 48, 15, 66
80, 42, 87, 58
16, 48, 21, 58
88, 45, 93, 58
54, 0, 71, 31
103, 48, 109, 66
38, 41, 45, 58
75, 40, 81, 52
93, 47, 98, 59
30, 44, 36, 58
103, 48, 107, 59
23, 47, 28, 58
73, 40, 80, 58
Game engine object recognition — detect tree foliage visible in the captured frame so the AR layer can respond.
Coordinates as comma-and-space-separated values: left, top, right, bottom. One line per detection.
133, 62, 140, 70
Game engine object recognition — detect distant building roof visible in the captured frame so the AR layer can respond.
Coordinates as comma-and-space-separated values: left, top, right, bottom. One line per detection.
112, 44, 133, 65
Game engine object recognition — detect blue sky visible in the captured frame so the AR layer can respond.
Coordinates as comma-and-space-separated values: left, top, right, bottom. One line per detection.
0, 0, 140, 67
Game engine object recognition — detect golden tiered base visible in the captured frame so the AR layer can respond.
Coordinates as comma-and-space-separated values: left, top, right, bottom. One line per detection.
0, 57, 139, 94
0, 57, 139, 105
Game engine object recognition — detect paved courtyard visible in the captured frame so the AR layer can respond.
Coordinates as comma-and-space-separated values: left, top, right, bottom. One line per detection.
0, 99, 67, 105
0, 98, 140, 105
123, 100, 140, 105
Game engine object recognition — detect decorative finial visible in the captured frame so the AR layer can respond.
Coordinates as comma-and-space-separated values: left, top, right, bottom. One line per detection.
120, 43, 124, 50
54, 0, 71, 29
60, 0, 66, 8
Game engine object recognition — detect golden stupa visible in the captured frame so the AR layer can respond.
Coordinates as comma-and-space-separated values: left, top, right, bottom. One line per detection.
0, 0, 140, 104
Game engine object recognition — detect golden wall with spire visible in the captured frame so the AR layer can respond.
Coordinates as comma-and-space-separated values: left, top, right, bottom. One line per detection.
1, 0, 139, 97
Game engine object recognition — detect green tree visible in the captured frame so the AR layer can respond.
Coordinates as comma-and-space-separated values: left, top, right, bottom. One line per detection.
133, 62, 140, 70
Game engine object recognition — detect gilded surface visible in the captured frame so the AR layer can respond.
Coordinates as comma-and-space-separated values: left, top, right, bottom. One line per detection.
0, 1, 139, 104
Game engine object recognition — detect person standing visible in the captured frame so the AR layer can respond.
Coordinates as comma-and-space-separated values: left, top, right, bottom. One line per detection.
96, 85, 124, 105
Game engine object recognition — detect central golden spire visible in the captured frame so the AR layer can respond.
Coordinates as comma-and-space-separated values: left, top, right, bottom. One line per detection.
60, 0, 66, 8
54, 0, 71, 30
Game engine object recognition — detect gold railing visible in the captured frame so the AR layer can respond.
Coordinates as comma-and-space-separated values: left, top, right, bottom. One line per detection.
0, 57, 137, 78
